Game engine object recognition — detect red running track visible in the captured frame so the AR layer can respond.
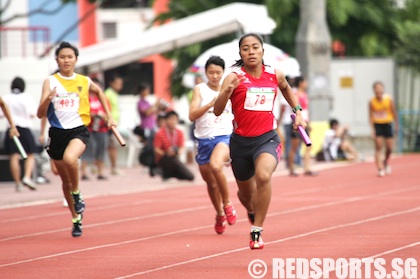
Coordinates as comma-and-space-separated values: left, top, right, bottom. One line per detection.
0, 154, 419, 279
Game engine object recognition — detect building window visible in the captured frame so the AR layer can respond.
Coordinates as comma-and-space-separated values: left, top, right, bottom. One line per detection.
103, 22, 117, 39
101, 0, 150, 9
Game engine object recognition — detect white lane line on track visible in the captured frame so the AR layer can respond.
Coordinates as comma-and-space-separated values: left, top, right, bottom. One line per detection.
0, 187, 419, 269
0, 179, 208, 211
0, 199, 158, 223
302, 241, 420, 279
1, 185, 418, 243
0, 159, 361, 211
0, 205, 211, 242
2, 172, 418, 224
114, 207, 420, 278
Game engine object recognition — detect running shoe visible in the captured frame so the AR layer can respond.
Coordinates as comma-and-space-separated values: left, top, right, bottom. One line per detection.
383, 160, 392, 175
81, 175, 90, 181
249, 230, 264, 250
223, 204, 237, 225
378, 169, 385, 177
215, 215, 227, 234
111, 168, 124, 175
72, 215, 83, 237
72, 192, 85, 214
63, 198, 68, 208
22, 177, 37, 190
15, 183, 23, 192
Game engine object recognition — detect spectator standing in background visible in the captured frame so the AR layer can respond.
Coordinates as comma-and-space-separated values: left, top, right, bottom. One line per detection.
80, 78, 110, 180
104, 74, 123, 175
0, 95, 21, 189
136, 83, 167, 177
287, 76, 318, 177
278, 76, 301, 169
1, 77, 38, 191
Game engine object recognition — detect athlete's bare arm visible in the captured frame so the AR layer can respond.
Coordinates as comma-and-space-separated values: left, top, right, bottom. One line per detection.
37, 78, 56, 119
89, 80, 116, 128
189, 85, 215, 121
276, 70, 306, 129
214, 73, 245, 116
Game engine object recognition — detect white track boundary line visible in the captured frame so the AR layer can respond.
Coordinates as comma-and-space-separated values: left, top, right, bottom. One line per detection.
0, 199, 158, 224
114, 207, 420, 278
1, 185, 418, 243
302, 241, 420, 279
0, 205, 211, 242
0, 159, 361, 211
0, 189, 418, 269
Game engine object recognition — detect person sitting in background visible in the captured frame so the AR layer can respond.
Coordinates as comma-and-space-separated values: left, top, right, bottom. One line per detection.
153, 110, 194, 181
323, 118, 358, 161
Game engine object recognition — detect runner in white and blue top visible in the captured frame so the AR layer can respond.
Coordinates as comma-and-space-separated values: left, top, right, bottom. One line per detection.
188, 56, 237, 235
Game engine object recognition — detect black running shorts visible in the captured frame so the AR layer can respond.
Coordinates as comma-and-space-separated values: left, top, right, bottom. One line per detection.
4, 126, 37, 155
229, 130, 282, 181
374, 123, 394, 138
47, 125, 90, 160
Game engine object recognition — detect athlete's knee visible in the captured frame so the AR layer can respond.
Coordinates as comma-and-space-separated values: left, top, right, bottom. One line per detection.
207, 181, 218, 191
62, 153, 79, 166
255, 170, 272, 186
209, 160, 223, 174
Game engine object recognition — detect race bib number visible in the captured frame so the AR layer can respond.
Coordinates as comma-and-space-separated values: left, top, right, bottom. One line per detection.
244, 87, 275, 111
54, 93, 80, 112
205, 111, 231, 128
373, 110, 387, 120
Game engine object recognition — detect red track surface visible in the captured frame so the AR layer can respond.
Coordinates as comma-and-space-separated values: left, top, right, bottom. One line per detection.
0, 154, 419, 279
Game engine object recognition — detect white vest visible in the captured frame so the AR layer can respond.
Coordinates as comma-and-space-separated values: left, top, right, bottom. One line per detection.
193, 83, 233, 139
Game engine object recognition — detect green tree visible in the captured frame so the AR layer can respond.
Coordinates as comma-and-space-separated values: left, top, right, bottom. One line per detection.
327, 0, 398, 56
393, 0, 420, 70
157, 0, 409, 97
7, 0, 417, 95
152, 0, 268, 98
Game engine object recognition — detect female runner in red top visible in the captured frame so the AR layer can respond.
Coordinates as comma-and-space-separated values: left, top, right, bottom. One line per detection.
214, 33, 306, 249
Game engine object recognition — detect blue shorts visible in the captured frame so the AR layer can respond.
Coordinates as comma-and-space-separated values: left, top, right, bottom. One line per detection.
195, 135, 230, 165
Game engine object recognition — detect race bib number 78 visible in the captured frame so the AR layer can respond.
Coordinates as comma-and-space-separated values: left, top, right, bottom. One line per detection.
244, 87, 276, 111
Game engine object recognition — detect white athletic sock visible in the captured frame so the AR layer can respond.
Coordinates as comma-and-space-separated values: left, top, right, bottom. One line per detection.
251, 226, 263, 232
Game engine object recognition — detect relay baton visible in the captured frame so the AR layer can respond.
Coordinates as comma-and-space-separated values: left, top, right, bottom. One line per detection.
13, 135, 28, 159
111, 126, 126, 146
290, 114, 312, 147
